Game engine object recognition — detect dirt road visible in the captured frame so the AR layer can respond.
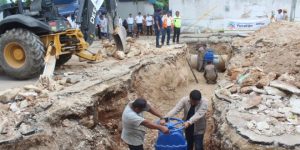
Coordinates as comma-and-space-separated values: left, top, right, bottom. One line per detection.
0, 72, 37, 91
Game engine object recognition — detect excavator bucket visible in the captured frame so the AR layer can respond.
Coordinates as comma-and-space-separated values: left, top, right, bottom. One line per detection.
113, 26, 127, 52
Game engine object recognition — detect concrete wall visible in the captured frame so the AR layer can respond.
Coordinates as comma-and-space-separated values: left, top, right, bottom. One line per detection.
169, 0, 300, 32
117, 1, 154, 20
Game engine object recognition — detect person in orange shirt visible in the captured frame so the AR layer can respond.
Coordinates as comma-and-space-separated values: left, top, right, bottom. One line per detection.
161, 11, 173, 45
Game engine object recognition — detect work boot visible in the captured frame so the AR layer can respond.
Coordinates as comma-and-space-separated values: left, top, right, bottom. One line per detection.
156, 45, 162, 48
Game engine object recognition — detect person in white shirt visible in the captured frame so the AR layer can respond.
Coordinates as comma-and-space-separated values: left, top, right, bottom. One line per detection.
135, 12, 144, 36
66, 14, 78, 29
276, 9, 284, 21
127, 14, 134, 37
161, 12, 173, 45
99, 15, 108, 37
118, 17, 123, 27
146, 14, 153, 35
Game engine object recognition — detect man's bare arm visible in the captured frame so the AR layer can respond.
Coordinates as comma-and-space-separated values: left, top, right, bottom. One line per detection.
141, 120, 169, 134
148, 106, 164, 119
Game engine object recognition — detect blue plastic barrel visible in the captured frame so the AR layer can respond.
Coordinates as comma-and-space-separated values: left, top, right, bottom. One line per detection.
155, 118, 187, 150
203, 50, 214, 63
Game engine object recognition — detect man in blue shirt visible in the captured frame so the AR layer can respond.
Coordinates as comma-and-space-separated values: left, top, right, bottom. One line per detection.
154, 9, 163, 48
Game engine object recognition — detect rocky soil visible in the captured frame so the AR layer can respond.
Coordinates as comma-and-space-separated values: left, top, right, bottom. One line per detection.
2, 22, 299, 150
0, 37, 204, 150
209, 22, 300, 150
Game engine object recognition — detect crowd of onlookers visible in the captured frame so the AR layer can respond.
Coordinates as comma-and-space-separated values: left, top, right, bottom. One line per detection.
118, 10, 182, 48
120, 12, 155, 37
94, 10, 182, 48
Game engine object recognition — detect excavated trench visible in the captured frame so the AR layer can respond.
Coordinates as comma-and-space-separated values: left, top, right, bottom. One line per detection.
83, 42, 233, 150
0, 41, 240, 150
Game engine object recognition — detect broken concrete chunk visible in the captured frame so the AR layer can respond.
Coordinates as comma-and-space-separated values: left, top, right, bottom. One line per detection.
0, 131, 22, 144
105, 47, 116, 57
126, 51, 135, 58
270, 80, 300, 94
103, 41, 113, 48
240, 86, 253, 94
19, 123, 36, 136
24, 85, 42, 93
245, 95, 262, 110
113, 51, 126, 60
287, 114, 298, 125
0, 88, 21, 104
268, 110, 285, 118
10, 102, 20, 113
228, 68, 243, 81
290, 95, 300, 115
296, 126, 300, 134
246, 120, 256, 130
126, 37, 135, 43
230, 86, 238, 94
62, 119, 78, 127
264, 86, 287, 97
39, 90, 49, 98
35, 101, 51, 114
17, 92, 38, 101
240, 77, 257, 87
256, 77, 270, 88
256, 121, 270, 131
215, 90, 232, 103
66, 77, 81, 84
19, 100, 29, 109
252, 86, 267, 94
63, 72, 75, 77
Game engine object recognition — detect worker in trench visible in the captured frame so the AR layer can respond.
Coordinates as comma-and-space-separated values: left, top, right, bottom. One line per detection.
204, 60, 218, 84
197, 44, 218, 84
121, 98, 169, 150
161, 90, 208, 150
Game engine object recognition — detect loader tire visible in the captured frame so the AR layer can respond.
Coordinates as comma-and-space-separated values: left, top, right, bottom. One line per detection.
0, 28, 45, 79
56, 54, 72, 67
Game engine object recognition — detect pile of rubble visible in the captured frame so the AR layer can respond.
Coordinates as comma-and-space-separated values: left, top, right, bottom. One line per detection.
211, 22, 300, 149
216, 70, 300, 136
231, 21, 300, 82
100, 37, 152, 60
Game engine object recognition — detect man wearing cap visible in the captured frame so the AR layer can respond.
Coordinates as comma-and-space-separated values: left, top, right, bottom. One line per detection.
122, 98, 169, 150
161, 90, 208, 150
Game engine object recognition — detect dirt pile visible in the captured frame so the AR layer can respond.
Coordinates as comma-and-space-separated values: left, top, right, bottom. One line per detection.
210, 22, 300, 149
231, 22, 300, 82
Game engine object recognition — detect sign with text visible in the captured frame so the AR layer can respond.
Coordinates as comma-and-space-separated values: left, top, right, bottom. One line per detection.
225, 19, 270, 31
